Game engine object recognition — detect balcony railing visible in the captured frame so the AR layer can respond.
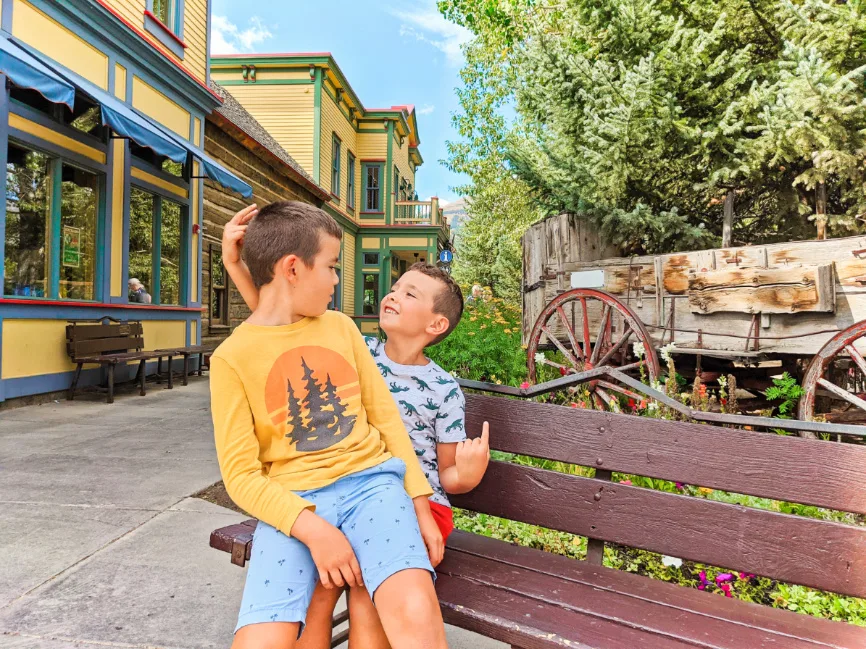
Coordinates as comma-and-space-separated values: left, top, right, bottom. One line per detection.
394, 200, 445, 226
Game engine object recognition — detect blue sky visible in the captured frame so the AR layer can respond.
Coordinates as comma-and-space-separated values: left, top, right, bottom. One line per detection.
210, 0, 471, 205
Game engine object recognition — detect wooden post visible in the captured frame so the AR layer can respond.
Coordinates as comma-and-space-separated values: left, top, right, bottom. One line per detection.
722, 189, 735, 248
816, 183, 827, 240
430, 196, 439, 225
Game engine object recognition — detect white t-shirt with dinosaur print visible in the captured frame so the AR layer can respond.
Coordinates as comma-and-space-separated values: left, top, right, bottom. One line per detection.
364, 336, 467, 508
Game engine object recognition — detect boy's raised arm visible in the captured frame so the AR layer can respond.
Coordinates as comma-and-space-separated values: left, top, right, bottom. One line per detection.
210, 356, 314, 536
222, 205, 260, 312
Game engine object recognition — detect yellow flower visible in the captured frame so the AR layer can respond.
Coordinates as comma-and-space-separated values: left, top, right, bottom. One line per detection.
503, 329, 512, 334
467, 332, 476, 336
470, 316, 477, 322
698, 487, 714, 496
480, 325, 487, 329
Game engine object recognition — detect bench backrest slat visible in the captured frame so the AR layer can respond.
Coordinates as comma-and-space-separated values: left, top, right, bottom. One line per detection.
465, 394, 866, 515
451, 460, 866, 598
66, 321, 144, 358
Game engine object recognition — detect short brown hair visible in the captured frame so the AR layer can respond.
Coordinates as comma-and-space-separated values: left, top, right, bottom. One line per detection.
242, 201, 343, 288
407, 262, 464, 346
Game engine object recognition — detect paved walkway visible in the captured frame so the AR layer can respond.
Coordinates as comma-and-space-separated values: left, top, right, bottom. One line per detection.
0, 379, 502, 649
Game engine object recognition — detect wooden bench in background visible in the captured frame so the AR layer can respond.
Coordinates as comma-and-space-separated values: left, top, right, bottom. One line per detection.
66, 318, 164, 404
155, 345, 214, 387
210, 391, 866, 648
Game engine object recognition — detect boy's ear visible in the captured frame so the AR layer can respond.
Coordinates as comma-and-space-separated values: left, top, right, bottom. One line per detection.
426, 314, 449, 338
278, 254, 302, 282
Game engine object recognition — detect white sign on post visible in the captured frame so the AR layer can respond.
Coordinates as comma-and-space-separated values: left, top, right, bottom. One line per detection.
570, 270, 605, 289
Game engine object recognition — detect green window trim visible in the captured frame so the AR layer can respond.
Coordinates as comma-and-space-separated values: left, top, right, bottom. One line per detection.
362, 162, 383, 213
4, 141, 105, 302
346, 151, 356, 211
331, 133, 341, 199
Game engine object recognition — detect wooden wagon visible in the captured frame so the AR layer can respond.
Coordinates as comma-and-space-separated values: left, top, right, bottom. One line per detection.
522, 213, 866, 425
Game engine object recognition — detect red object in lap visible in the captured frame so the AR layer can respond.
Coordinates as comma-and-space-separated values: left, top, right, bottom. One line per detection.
429, 500, 454, 540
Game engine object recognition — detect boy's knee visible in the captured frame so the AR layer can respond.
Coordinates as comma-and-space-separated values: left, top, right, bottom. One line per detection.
376, 574, 438, 623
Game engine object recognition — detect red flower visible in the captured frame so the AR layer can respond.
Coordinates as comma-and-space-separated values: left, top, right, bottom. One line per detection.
639, 400, 647, 409
628, 399, 636, 409
559, 367, 568, 376
520, 381, 530, 390
619, 479, 632, 485
720, 397, 728, 405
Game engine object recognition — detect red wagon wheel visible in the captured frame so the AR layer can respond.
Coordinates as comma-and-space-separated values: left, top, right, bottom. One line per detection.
527, 288, 661, 409
799, 320, 866, 427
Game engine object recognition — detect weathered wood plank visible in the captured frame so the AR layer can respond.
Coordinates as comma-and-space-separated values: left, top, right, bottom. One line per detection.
450, 461, 866, 598
688, 265, 835, 315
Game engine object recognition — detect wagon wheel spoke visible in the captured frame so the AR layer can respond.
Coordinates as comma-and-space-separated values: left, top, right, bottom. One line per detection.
541, 324, 580, 368
597, 327, 633, 368
594, 386, 614, 407
580, 297, 591, 362
817, 378, 866, 412
555, 306, 584, 361
595, 379, 642, 401
845, 344, 866, 377
591, 393, 607, 410
590, 305, 611, 366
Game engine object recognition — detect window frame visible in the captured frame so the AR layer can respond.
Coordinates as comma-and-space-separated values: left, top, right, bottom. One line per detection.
208, 242, 230, 330
4, 136, 106, 303
362, 272, 380, 316
144, 0, 187, 59
346, 151, 356, 211
128, 160, 191, 307
361, 162, 384, 214
331, 133, 341, 200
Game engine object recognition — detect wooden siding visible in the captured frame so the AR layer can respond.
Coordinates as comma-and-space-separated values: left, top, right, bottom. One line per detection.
103, 0, 208, 82
202, 120, 323, 343
357, 131, 387, 159
320, 88, 360, 211
224, 84, 316, 174
343, 231, 356, 316
392, 127, 415, 202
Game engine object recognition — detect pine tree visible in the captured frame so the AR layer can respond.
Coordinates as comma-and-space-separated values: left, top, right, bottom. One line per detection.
285, 377, 305, 443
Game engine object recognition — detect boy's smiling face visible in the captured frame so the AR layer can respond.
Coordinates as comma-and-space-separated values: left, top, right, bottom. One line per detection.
287, 233, 341, 317
379, 270, 449, 342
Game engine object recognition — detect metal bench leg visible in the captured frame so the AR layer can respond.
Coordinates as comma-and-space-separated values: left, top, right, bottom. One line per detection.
198, 352, 204, 376
68, 362, 83, 400
182, 354, 189, 386
156, 356, 163, 384
107, 364, 116, 404
138, 360, 147, 396
167, 356, 174, 389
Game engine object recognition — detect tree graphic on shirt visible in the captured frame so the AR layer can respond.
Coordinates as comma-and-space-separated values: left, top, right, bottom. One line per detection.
285, 357, 357, 452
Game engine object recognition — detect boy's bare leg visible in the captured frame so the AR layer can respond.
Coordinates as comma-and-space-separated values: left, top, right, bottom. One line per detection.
374, 569, 447, 649
231, 622, 301, 649
297, 583, 343, 649
347, 586, 390, 649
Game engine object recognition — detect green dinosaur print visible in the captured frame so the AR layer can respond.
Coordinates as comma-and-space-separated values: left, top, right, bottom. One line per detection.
444, 387, 459, 403
445, 419, 464, 433
422, 398, 439, 411
434, 411, 448, 421
413, 420, 427, 432
414, 447, 425, 457
434, 375, 453, 385
378, 363, 395, 377
365, 337, 381, 357
399, 400, 420, 417
389, 382, 410, 393
413, 377, 431, 392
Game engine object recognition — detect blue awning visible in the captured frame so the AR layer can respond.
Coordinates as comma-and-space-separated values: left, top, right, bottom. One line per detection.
0, 38, 75, 108
198, 154, 253, 198
6, 40, 252, 198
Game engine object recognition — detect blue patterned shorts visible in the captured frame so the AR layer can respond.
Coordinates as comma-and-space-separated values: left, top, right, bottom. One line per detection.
235, 458, 434, 633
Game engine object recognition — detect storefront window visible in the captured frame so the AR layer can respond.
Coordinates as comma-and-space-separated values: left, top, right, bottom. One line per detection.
4, 145, 51, 298
160, 199, 182, 305
59, 165, 98, 300
210, 244, 228, 327
129, 187, 154, 301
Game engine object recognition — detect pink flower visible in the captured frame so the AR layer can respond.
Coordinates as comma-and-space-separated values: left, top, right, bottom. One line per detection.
720, 582, 733, 597
698, 584, 705, 590
699, 571, 707, 582
675, 482, 685, 491
716, 573, 733, 584
619, 479, 632, 485
739, 572, 755, 580
520, 381, 530, 390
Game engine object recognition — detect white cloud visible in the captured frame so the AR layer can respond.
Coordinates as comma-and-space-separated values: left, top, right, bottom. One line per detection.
417, 104, 435, 115
211, 16, 273, 55
390, 4, 472, 67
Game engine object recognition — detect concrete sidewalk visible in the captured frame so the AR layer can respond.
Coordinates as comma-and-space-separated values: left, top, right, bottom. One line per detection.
0, 379, 503, 649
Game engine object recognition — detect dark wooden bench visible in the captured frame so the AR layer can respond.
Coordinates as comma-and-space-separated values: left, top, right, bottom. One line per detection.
209, 393, 866, 648
155, 345, 214, 386
66, 318, 165, 403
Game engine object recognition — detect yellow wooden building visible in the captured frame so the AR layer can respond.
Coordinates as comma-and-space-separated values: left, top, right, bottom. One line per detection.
0, 0, 250, 402
209, 53, 451, 334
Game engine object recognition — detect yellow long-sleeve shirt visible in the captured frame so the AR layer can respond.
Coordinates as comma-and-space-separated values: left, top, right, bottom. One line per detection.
209, 310, 432, 538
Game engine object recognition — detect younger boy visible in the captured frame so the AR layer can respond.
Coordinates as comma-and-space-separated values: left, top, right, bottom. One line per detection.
210, 202, 448, 649
223, 206, 489, 648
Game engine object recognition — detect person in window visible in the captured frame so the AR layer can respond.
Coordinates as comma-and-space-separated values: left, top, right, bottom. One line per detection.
128, 278, 152, 304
